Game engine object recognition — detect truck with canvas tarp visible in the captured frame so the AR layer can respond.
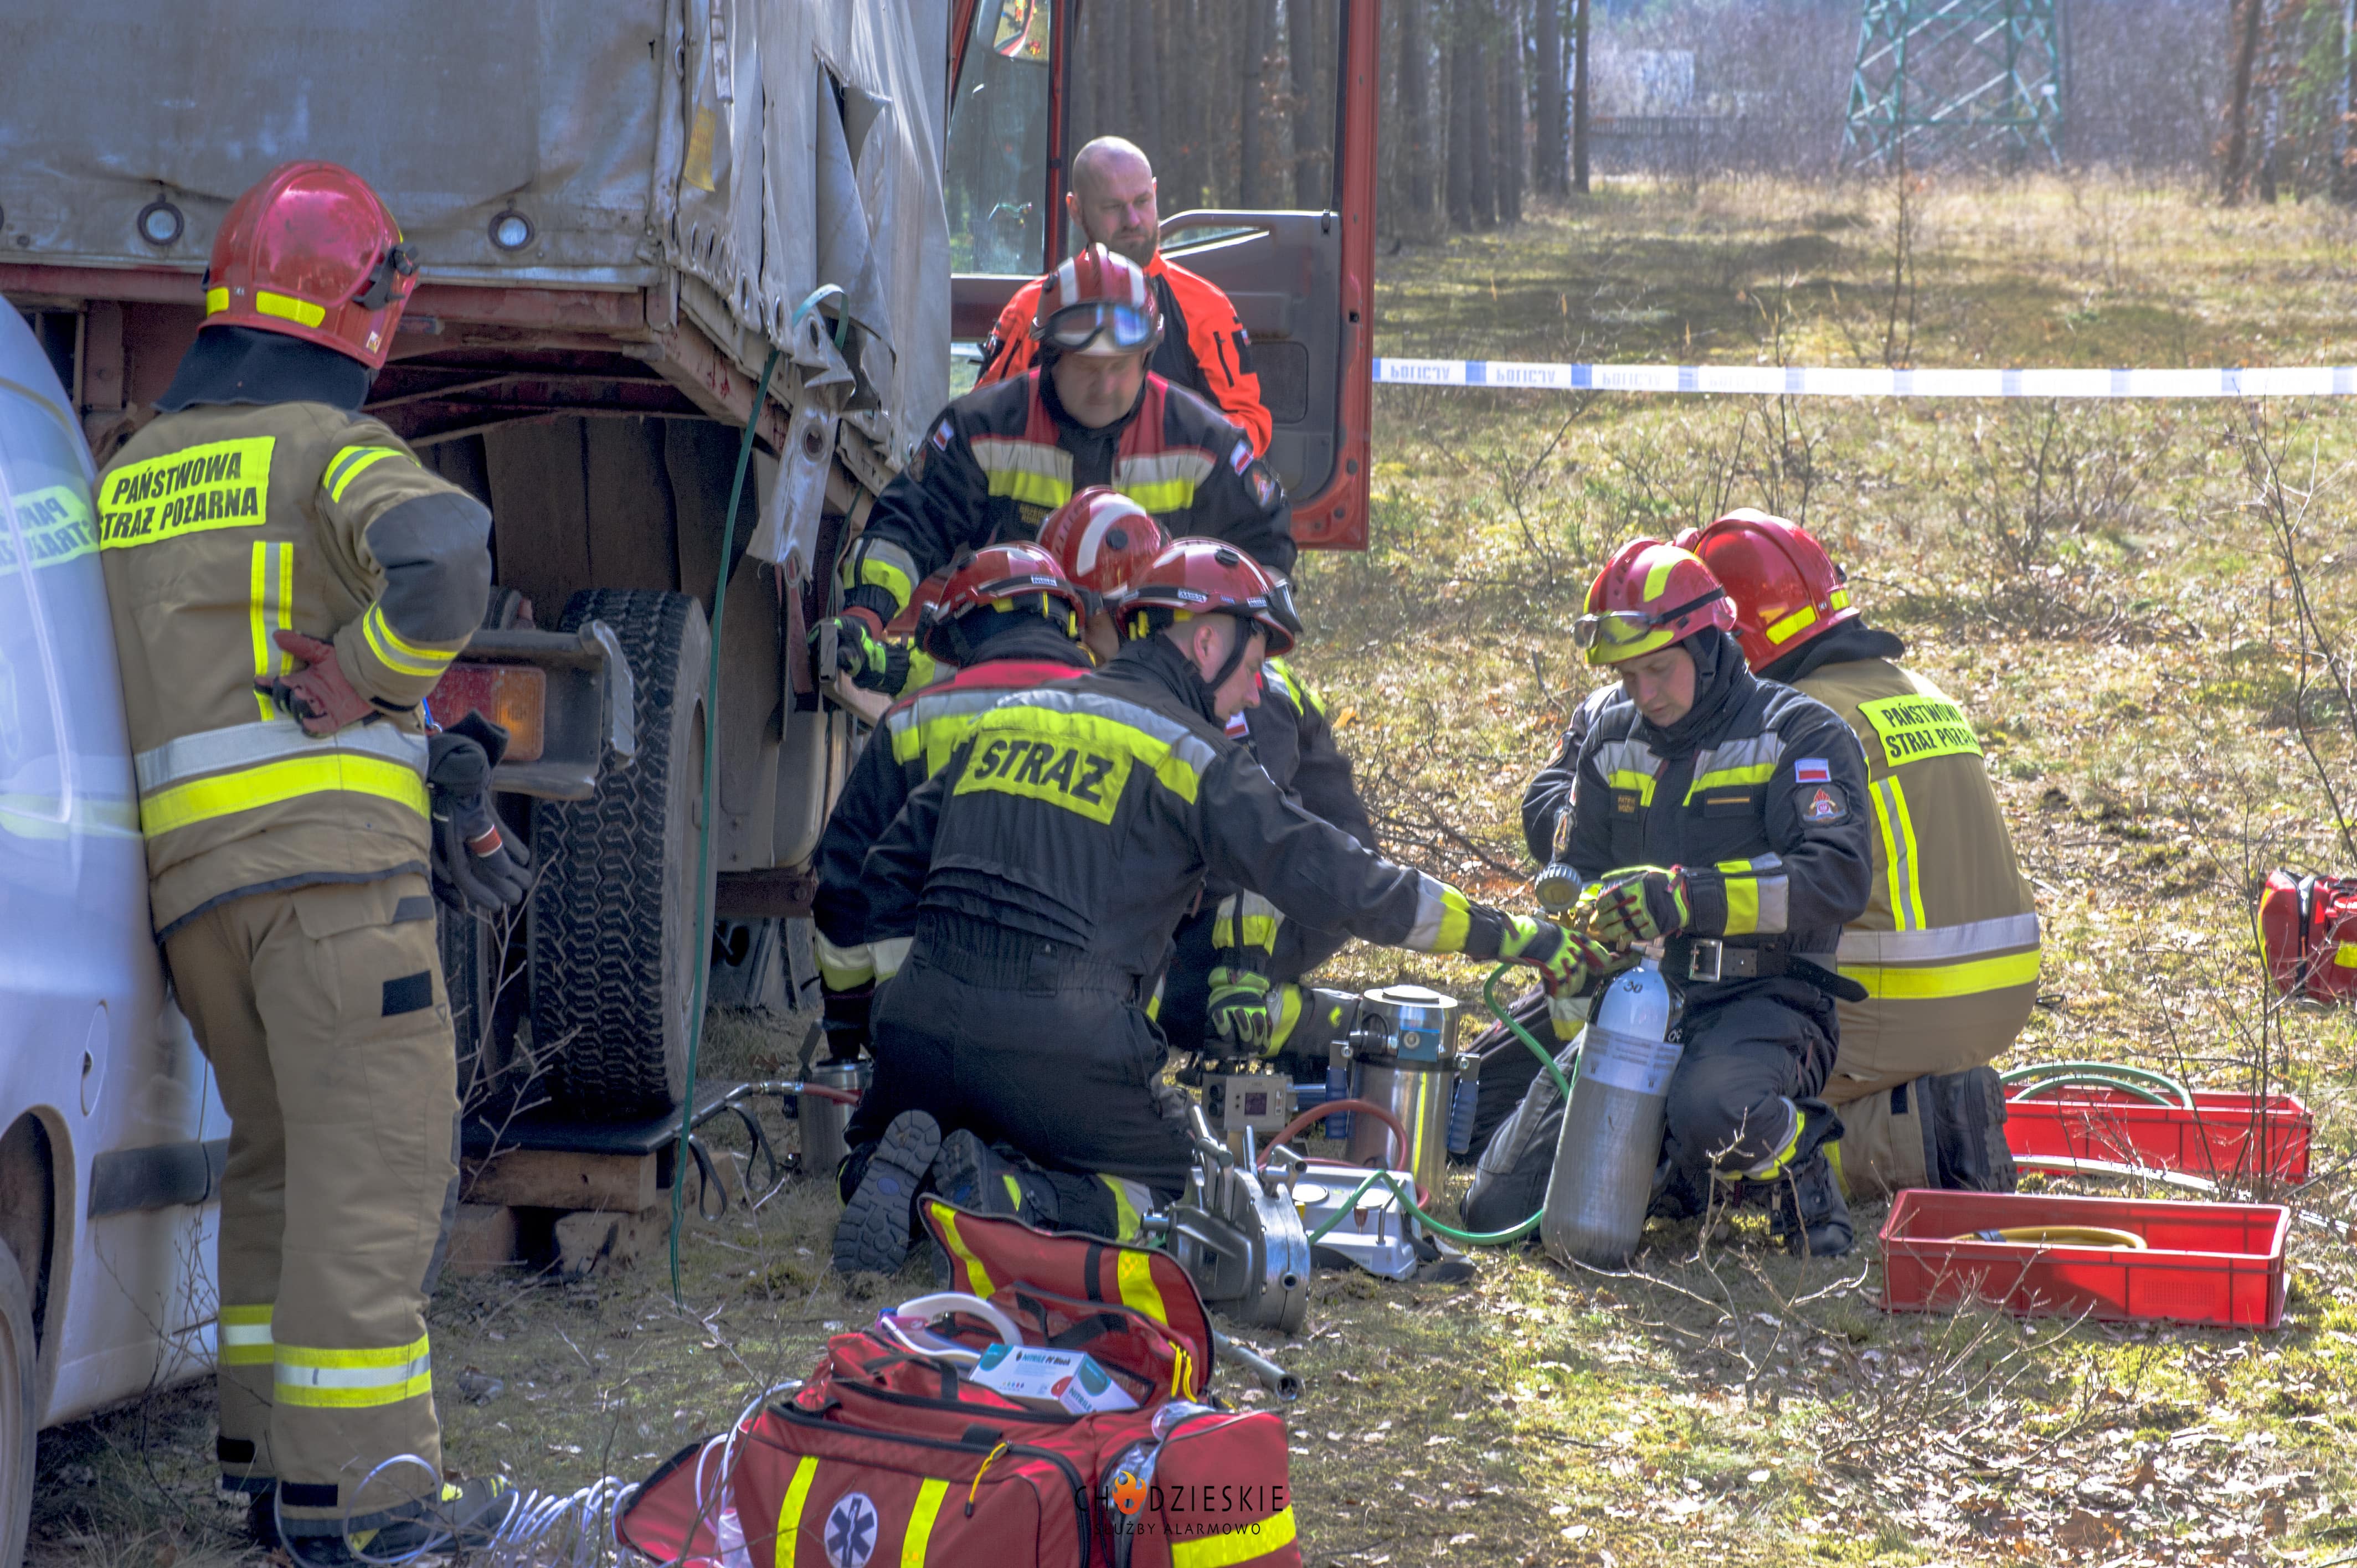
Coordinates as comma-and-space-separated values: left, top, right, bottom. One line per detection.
0, 0, 1375, 1115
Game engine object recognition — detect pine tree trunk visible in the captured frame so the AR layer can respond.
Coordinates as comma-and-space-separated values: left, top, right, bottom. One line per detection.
1401, 0, 1437, 228
1496, 0, 1526, 224
2222, 0, 2266, 204
1289, 0, 1325, 206
1448, 6, 1476, 229
1239, 0, 1270, 207
1465, 3, 1496, 228
1535, 0, 1565, 196
1571, 0, 1591, 193
1131, 2, 1161, 164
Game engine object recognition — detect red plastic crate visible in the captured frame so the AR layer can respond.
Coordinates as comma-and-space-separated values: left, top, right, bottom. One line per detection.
2004, 1087, 2313, 1183
1879, 1189, 2291, 1328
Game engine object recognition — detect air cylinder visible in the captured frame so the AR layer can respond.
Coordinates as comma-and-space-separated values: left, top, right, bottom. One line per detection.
1540, 958, 1680, 1268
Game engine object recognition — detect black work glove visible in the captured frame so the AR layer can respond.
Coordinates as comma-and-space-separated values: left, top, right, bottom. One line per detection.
428, 712, 533, 915
812, 613, 910, 694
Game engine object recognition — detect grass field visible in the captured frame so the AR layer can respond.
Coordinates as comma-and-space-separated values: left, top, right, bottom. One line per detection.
29, 174, 2357, 1567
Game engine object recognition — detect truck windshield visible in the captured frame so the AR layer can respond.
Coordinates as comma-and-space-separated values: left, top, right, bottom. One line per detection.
945, 0, 1055, 274
947, 1, 1351, 280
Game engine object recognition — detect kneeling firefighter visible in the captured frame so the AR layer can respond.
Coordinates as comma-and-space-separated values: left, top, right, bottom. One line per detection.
1685, 509, 2035, 1197
809, 542, 1099, 1068
832, 540, 1607, 1272
91, 162, 531, 1552
1471, 541, 1874, 1256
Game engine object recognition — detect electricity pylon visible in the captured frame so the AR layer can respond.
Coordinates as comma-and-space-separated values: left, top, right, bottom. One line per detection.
1845, 0, 2065, 167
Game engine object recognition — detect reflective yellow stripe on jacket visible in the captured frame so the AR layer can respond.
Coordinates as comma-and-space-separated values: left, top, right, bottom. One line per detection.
1214, 891, 1282, 953
135, 719, 429, 839
971, 436, 1074, 510
247, 541, 295, 720
1837, 912, 2042, 1000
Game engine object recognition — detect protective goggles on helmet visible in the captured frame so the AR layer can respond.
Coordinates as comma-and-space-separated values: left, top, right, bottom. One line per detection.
1039, 301, 1157, 353
1571, 587, 1728, 653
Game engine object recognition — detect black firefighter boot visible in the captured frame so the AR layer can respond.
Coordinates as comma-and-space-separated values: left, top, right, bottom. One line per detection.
1927, 1065, 2020, 1192
1762, 1098, 1854, 1258
930, 1129, 1064, 1229
1767, 1149, 1855, 1258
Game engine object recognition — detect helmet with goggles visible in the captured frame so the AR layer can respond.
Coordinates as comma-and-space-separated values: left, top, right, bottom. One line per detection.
1574, 539, 1736, 667
1031, 244, 1163, 360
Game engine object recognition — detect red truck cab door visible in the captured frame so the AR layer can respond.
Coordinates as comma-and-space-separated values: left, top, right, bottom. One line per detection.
943, 0, 1376, 551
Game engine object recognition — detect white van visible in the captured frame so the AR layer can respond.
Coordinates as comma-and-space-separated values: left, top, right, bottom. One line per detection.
0, 305, 224, 1559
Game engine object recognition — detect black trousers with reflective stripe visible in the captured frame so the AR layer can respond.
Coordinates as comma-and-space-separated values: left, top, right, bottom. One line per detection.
1663, 978, 1838, 1180
852, 925, 1195, 1197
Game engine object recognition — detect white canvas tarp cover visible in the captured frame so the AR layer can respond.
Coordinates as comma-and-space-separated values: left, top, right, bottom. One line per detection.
0, 0, 951, 446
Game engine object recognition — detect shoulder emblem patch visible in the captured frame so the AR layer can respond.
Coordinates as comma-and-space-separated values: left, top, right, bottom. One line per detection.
1800, 785, 1848, 824
1248, 462, 1280, 508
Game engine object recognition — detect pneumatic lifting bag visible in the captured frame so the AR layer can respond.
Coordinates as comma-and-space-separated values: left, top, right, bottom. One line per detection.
2260, 869, 2357, 1003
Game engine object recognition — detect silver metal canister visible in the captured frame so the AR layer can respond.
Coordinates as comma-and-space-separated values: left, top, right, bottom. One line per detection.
799, 1059, 871, 1181
1541, 958, 1681, 1268
1340, 984, 1461, 1197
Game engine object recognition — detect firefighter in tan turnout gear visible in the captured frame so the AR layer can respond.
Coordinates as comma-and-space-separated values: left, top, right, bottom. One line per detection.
92, 162, 526, 1556
1685, 511, 2038, 1197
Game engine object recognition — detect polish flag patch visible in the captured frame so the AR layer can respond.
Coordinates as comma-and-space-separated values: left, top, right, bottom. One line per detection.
1795, 758, 1831, 783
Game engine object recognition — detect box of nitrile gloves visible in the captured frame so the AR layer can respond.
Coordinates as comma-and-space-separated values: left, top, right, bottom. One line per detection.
970, 1343, 1139, 1415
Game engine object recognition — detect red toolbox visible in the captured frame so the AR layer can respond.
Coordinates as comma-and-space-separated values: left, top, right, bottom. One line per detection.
2004, 1087, 2313, 1184
1879, 1189, 2291, 1329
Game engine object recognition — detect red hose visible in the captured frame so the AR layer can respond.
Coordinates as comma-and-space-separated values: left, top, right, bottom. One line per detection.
1256, 1097, 1432, 1210
796, 1084, 863, 1105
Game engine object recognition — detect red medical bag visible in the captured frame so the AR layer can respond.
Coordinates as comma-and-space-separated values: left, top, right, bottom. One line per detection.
616, 1198, 1300, 1567
2258, 869, 2357, 1003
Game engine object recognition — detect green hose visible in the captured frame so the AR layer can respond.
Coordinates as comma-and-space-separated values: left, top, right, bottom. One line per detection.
669, 346, 783, 1303
1298, 964, 1573, 1248
2000, 1061, 2194, 1110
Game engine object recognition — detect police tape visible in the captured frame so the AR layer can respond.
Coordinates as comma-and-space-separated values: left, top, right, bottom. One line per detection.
1372, 357, 2357, 398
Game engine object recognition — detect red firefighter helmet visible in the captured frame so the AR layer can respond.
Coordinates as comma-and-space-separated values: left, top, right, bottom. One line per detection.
886, 569, 953, 639
915, 543, 1087, 659
202, 162, 418, 370
1117, 538, 1296, 656
1035, 487, 1169, 607
1574, 539, 1735, 667
1678, 509, 1860, 672
1031, 244, 1162, 359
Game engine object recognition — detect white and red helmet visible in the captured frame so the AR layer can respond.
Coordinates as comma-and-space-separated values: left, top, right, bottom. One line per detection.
1035, 487, 1168, 607
1031, 243, 1162, 359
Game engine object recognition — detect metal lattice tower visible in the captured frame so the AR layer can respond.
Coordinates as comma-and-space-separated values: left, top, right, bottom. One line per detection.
1844, 0, 2065, 168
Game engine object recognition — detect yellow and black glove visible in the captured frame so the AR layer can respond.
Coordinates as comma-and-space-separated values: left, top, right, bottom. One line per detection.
1206, 965, 1276, 1054
1574, 865, 1691, 946
1496, 914, 1617, 995
812, 613, 908, 694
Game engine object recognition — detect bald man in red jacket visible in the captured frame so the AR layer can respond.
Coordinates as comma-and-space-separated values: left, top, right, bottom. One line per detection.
978, 136, 1273, 456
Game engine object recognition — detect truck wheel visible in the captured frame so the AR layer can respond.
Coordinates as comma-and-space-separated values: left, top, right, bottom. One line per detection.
531, 590, 713, 1117
0, 1248, 35, 1568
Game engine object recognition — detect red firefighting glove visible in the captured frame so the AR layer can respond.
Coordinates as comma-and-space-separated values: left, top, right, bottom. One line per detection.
1574, 865, 1692, 947
811, 613, 909, 694
257, 630, 375, 735
427, 713, 533, 915
1496, 914, 1616, 996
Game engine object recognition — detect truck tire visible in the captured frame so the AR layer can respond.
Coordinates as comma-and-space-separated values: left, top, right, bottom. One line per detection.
531, 590, 713, 1117
0, 1247, 35, 1568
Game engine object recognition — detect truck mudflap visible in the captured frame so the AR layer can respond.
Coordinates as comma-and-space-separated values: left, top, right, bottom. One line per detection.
430, 621, 636, 800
